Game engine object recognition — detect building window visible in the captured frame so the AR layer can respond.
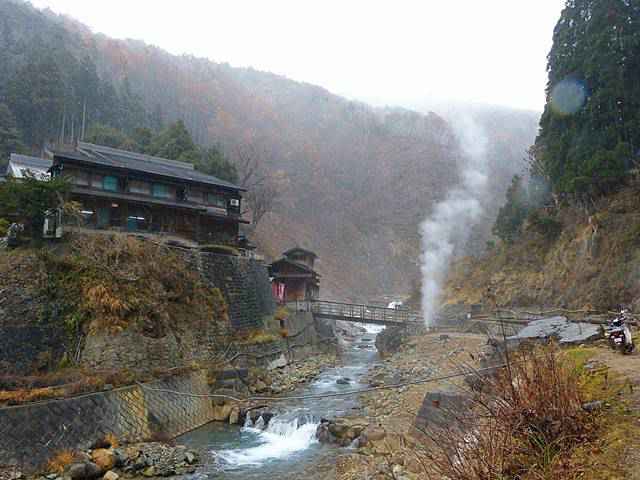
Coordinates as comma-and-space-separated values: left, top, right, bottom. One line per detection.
72, 171, 89, 186
91, 174, 104, 189
187, 189, 203, 203
127, 207, 149, 231
152, 183, 170, 198
129, 180, 150, 195
207, 192, 226, 208
103, 176, 118, 192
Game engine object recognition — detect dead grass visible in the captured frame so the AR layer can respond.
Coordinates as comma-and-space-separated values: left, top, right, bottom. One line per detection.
0, 365, 201, 406
39, 233, 231, 336
442, 183, 640, 311
235, 329, 280, 345
274, 306, 290, 322
415, 344, 600, 479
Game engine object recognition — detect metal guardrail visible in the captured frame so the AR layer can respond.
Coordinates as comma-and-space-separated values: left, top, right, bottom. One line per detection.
306, 299, 422, 325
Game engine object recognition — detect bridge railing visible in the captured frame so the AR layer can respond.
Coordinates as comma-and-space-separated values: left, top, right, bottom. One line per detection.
307, 299, 419, 324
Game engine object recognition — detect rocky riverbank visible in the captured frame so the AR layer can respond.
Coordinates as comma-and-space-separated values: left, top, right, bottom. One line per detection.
2, 442, 201, 480
322, 331, 487, 480
209, 351, 339, 425
248, 352, 338, 396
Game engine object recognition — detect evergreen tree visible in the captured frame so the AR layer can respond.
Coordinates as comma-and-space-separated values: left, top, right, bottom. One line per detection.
84, 123, 133, 149
195, 145, 239, 184
147, 120, 200, 161
493, 175, 529, 243
534, 0, 640, 195
0, 174, 70, 237
0, 103, 25, 164
6, 50, 65, 146
148, 121, 238, 182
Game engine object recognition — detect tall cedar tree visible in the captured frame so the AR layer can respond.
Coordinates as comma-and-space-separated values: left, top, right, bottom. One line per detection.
534, 0, 640, 195
0, 103, 24, 165
492, 175, 529, 243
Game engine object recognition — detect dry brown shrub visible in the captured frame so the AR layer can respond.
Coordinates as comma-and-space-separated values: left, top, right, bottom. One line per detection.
46, 450, 79, 474
104, 432, 119, 448
415, 344, 596, 479
40, 233, 231, 337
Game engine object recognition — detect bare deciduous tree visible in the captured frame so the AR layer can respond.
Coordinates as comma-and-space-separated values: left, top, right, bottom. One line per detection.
233, 141, 289, 227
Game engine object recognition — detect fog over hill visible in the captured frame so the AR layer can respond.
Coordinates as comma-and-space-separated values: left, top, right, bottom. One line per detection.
1, 0, 539, 299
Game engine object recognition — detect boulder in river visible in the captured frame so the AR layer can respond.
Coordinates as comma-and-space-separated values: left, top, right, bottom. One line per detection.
213, 404, 234, 422
319, 418, 368, 446
336, 377, 352, 385
65, 462, 102, 480
228, 406, 240, 425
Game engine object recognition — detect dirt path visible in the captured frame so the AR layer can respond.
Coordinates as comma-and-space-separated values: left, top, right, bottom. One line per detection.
591, 347, 640, 479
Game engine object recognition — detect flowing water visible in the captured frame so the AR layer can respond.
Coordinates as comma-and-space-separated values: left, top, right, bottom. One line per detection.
177, 323, 384, 479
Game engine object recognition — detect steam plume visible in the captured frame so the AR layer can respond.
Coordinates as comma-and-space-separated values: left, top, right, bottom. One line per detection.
420, 116, 488, 327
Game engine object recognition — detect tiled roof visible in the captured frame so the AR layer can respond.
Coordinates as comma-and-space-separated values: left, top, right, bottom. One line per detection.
53, 142, 244, 192
270, 257, 320, 276
283, 247, 317, 258
8, 154, 52, 179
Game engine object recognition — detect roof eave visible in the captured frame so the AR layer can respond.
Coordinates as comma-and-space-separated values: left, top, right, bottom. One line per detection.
54, 153, 245, 192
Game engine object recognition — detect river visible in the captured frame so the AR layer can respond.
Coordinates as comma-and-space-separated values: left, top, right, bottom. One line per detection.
176, 323, 384, 479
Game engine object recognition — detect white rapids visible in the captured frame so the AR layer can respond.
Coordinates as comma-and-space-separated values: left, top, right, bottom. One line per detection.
216, 415, 320, 467
362, 323, 385, 334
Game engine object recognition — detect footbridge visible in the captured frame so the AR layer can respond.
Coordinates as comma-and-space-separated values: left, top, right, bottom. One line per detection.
297, 299, 423, 326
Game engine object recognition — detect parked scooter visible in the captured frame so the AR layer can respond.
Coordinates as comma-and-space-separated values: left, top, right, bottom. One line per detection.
604, 308, 635, 354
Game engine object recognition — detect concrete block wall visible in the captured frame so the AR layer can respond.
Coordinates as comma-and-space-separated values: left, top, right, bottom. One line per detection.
0, 371, 214, 472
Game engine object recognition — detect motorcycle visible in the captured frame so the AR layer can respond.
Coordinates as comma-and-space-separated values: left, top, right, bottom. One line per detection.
604, 309, 635, 354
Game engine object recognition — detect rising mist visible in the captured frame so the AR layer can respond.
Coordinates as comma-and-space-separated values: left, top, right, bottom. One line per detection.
420, 117, 489, 327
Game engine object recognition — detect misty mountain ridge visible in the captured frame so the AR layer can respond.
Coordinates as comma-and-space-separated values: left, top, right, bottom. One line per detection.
1, 0, 539, 299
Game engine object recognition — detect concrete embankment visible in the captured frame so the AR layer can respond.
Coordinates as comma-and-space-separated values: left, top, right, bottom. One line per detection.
0, 312, 336, 473
0, 371, 214, 471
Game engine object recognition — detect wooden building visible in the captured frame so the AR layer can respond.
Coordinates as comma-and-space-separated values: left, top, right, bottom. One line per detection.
269, 248, 320, 302
50, 142, 247, 244
1, 154, 52, 181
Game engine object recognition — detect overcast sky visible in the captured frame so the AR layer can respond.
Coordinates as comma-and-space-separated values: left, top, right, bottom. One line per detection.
31, 0, 565, 112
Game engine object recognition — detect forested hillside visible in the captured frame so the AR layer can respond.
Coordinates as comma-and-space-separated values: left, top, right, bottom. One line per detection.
444, 0, 640, 313
0, 0, 538, 298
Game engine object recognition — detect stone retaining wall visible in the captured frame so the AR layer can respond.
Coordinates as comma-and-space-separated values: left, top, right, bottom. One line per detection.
0, 371, 214, 472
195, 251, 275, 331
0, 324, 66, 375
0, 246, 275, 375
229, 312, 337, 370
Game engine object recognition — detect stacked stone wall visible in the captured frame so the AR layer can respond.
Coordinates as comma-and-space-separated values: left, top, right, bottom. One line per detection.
0, 324, 66, 375
0, 371, 214, 472
229, 312, 337, 370
196, 252, 275, 331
